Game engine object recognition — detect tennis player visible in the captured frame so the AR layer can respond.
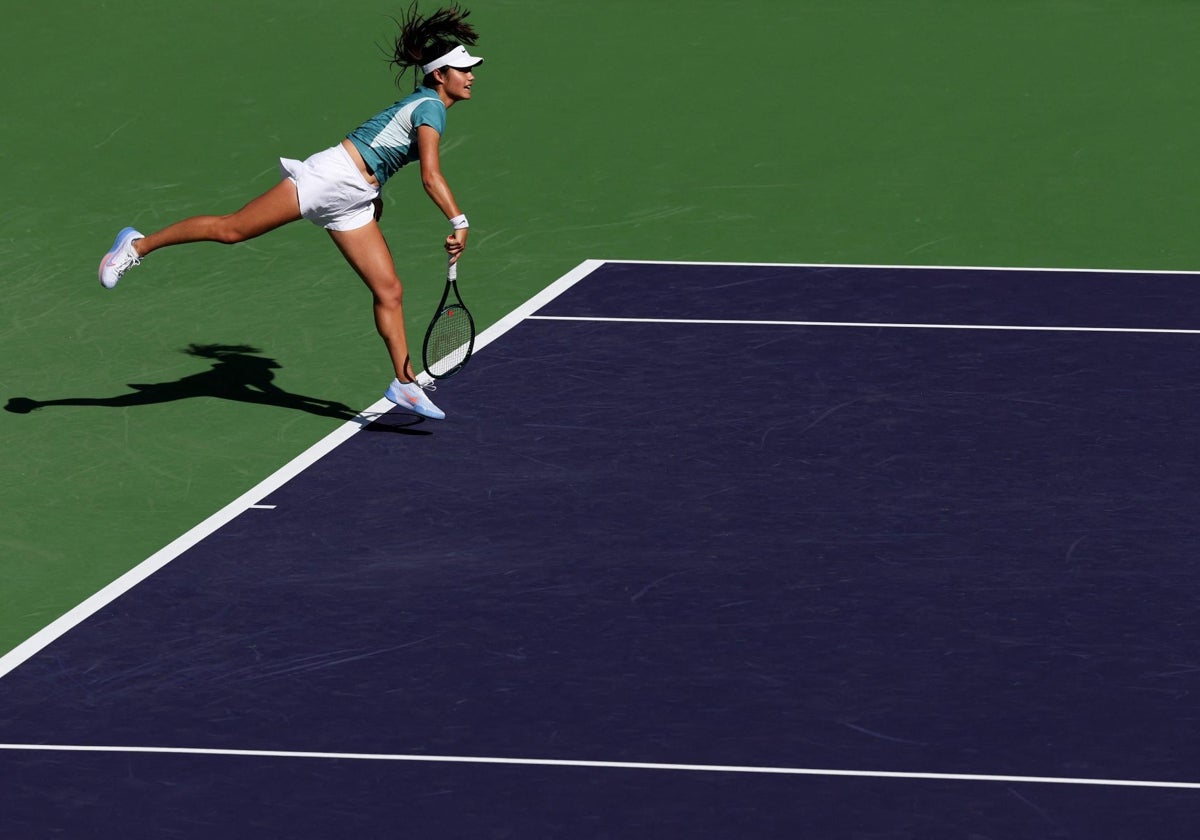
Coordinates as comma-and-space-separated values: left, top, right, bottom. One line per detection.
98, 4, 485, 421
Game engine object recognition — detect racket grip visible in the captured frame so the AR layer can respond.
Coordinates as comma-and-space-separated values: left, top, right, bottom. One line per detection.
448, 259, 458, 282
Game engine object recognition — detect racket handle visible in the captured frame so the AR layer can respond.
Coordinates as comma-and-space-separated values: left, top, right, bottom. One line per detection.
448, 259, 458, 282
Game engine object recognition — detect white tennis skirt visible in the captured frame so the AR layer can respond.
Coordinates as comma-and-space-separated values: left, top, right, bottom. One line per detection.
279, 143, 380, 231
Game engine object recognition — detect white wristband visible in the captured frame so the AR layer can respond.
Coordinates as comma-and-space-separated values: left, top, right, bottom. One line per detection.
449, 214, 469, 230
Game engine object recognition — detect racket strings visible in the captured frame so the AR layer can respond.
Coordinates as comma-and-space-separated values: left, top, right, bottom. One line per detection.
426, 305, 472, 376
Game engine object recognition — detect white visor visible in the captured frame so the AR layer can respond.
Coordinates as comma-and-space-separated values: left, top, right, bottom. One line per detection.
421, 45, 484, 75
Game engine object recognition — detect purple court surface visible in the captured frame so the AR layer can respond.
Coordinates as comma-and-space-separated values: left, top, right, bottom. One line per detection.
4, 261, 1200, 837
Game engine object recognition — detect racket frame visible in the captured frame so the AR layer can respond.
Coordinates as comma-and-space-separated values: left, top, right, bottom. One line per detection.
421, 259, 476, 380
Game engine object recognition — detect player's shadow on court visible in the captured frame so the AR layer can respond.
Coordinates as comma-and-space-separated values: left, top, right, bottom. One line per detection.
4, 343, 409, 427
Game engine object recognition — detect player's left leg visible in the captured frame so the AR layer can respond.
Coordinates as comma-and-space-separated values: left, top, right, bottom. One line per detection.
326, 221, 444, 420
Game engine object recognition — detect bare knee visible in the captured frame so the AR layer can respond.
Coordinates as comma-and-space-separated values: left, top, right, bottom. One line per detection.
210, 215, 251, 245
373, 279, 404, 311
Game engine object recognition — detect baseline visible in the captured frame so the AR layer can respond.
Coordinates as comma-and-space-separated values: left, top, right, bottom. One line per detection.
529, 314, 1200, 335
2, 743, 1198, 791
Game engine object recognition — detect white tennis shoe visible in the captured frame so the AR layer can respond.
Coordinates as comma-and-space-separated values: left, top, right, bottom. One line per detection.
99, 227, 144, 289
385, 378, 445, 420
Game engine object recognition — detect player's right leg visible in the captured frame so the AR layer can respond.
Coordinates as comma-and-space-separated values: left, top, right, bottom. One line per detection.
99, 179, 302, 288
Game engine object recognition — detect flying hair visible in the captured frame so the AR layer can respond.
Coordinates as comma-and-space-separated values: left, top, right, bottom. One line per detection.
388, 2, 480, 89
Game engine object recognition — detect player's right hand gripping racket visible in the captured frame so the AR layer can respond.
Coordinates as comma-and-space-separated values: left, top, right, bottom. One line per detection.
421, 258, 476, 379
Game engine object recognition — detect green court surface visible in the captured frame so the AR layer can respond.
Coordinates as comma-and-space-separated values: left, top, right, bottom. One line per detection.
3, 0, 1200, 657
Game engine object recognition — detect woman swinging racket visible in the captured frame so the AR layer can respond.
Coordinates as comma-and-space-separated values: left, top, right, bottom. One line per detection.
99, 3, 484, 420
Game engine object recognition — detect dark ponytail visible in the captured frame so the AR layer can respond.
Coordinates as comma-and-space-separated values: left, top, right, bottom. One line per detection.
389, 3, 479, 88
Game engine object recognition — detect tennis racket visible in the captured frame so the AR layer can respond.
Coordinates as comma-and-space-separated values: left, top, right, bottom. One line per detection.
421, 258, 476, 379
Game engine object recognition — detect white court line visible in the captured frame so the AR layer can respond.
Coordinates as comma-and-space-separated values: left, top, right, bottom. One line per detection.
528, 314, 1200, 336
598, 258, 1200, 275
0, 259, 607, 681
0, 743, 1197, 791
